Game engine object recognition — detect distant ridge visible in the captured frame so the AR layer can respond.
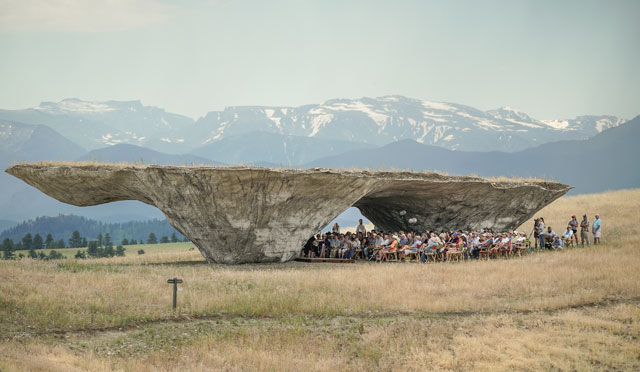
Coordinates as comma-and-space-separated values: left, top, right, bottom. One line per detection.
78, 143, 221, 165
304, 116, 640, 194
190, 131, 373, 166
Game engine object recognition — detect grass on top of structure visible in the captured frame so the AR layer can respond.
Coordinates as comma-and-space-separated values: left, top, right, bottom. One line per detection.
9, 160, 560, 186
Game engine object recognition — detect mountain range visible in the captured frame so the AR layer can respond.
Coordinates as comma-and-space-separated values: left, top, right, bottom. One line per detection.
0, 96, 625, 156
0, 96, 637, 227
305, 116, 640, 194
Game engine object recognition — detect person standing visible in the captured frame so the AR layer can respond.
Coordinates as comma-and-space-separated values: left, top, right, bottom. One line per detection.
538, 217, 546, 250
592, 214, 602, 245
355, 219, 367, 236
580, 215, 590, 246
568, 215, 579, 246
332, 222, 340, 234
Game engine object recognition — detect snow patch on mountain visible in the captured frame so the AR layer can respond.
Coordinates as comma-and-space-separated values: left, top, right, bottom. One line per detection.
596, 118, 614, 132
36, 99, 117, 114
326, 101, 389, 127
541, 119, 571, 130
264, 108, 283, 131
309, 112, 334, 137
421, 101, 456, 112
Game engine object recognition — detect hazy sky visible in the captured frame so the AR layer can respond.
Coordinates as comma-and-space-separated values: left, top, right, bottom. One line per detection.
0, 0, 638, 120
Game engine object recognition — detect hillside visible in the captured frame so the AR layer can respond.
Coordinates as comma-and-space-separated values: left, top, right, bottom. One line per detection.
0, 120, 88, 214
78, 143, 220, 165
0, 122, 165, 223
0, 219, 17, 233
0, 214, 183, 244
191, 131, 373, 166
0, 120, 86, 162
305, 116, 640, 194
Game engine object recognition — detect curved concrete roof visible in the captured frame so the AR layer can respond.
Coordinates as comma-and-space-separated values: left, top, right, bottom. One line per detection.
6, 163, 571, 264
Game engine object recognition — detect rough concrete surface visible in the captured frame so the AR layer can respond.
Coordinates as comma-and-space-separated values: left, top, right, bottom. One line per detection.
6, 163, 571, 264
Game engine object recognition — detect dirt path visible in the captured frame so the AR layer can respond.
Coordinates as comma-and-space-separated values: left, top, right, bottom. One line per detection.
8, 296, 639, 340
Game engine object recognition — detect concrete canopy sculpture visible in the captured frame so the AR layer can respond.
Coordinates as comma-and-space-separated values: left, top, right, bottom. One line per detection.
6, 163, 571, 264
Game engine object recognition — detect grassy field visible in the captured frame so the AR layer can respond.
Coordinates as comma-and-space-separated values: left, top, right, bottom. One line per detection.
24, 242, 198, 259
0, 189, 639, 371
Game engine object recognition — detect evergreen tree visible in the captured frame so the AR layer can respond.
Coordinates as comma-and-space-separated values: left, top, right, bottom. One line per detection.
45, 234, 54, 248
147, 232, 157, 244
131, 239, 137, 245
28, 247, 37, 259
82, 238, 88, 247
56, 239, 66, 248
97, 233, 103, 247
104, 245, 115, 257
74, 250, 87, 259
87, 241, 99, 258
69, 230, 83, 248
47, 250, 64, 260
121, 238, 129, 246
160, 235, 169, 244
37, 251, 47, 260
183, 237, 190, 243
104, 233, 112, 248
115, 245, 126, 257
32, 234, 44, 250
137, 249, 145, 255
170, 233, 178, 243
2, 238, 15, 260
22, 233, 33, 251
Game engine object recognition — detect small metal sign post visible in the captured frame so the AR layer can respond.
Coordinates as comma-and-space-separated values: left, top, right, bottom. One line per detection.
167, 277, 183, 309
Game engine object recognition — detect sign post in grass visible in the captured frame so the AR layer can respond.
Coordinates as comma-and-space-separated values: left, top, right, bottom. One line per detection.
167, 277, 183, 309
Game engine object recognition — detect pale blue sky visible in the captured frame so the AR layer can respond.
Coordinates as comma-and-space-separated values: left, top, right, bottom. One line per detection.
0, 0, 638, 120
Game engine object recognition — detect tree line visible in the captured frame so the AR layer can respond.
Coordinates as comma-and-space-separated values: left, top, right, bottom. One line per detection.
1, 230, 186, 260
0, 214, 184, 244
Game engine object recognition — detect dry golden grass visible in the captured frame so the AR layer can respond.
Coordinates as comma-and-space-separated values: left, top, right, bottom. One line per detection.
1, 188, 639, 371
1, 301, 637, 371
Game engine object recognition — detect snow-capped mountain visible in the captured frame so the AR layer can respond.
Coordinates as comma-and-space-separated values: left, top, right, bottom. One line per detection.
540, 115, 625, 137
0, 96, 627, 153
0, 98, 194, 152
188, 96, 627, 152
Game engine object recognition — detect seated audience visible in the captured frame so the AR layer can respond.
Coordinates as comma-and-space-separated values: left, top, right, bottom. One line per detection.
301, 213, 591, 262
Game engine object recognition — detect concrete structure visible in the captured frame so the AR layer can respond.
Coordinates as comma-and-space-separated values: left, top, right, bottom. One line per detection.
6, 163, 571, 264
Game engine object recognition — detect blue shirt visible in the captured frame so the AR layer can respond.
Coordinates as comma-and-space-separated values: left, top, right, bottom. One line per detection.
593, 218, 602, 232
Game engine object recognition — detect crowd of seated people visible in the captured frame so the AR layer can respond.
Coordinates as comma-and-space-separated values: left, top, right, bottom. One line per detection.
301, 227, 532, 262
301, 214, 598, 262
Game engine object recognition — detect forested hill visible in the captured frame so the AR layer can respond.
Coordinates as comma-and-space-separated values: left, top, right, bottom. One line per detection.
0, 214, 183, 243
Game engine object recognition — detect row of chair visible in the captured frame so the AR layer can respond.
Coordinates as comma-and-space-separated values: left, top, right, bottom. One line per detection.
367, 241, 533, 263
